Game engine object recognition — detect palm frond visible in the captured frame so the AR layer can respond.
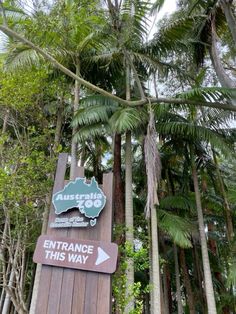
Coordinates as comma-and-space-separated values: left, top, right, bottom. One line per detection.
178, 87, 234, 103
147, 16, 196, 56
121, 0, 151, 42
159, 195, 196, 212
73, 123, 110, 142
157, 121, 231, 154
72, 103, 117, 127
3, 43, 40, 70
150, 0, 165, 15
227, 259, 236, 287
109, 107, 145, 133
157, 208, 193, 248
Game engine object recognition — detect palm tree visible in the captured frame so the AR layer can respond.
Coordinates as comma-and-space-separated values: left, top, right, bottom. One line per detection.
156, 89, 234, 312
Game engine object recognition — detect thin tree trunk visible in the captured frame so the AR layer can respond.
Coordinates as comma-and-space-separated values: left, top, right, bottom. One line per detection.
150, 205, 161, 314
29, 193, 52, 314
179, 248, 195, 314
207, 222, 230, 314
0, 289, 6, 314
52, 96, 64, 153
0, 219, 8, 313
174, 245, 183, 314
2, 109, 9, 134
212, 150, 234, 241
163, 264, 170, 314
124, 59, 134, 313
209, 21, 235, 88
124, 130, 134, 313
192, 238, 207, 311
191, 162, 217, 314
113, 133, 125, 243
70, 64, 80, 179
221, 0, 236, 46
2, 238, 23, 314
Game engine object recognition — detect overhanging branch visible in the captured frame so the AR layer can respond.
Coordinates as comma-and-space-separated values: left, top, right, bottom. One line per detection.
0, 24, 236, 112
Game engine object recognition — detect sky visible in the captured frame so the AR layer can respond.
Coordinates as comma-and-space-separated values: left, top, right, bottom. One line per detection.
156, 0, 177, 20
148, 0, 177, 39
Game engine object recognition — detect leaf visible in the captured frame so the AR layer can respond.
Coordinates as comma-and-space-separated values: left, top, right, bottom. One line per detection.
109, 107, 145, 133
157, 208, 193, 248
73, 123, 110, 141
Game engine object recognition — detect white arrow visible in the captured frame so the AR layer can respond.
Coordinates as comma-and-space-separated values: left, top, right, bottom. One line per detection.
95, 247, 110, 266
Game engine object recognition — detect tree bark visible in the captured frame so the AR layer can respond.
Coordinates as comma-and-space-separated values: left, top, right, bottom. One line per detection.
70, 64, 80, 179
113, 133, 125, 243
192, 238, 207, 311
174, 245, 183, 314
209, 21, 235, 88
179, 248, 195, 314
221, 0, 236, 46
124, 130, 134, 313
192, 162, 217, 314
212, 150, 234, 241
150, 206, 161, 314
52, 96, 64, 154
2, 109, 9, 134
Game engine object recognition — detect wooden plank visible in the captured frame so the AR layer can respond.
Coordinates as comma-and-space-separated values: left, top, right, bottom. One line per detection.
83, 173, 113, 314
58, 269, 74, 314
35, 153, 68, 314
71, 270, 87, 314
100, 173, 113, 242
97, 274, 112, 314
35, 159, 114, 314
96, 173, 113, 314
58, 167, 85, 313
83, 272, 98, 314
47, 268, 63, 314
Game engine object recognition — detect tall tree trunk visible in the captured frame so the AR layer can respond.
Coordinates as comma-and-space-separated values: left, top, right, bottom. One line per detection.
124, 130, 134, 313
113, 133, 125, 243
192, 238, 207, 312
144, 109, 162, 314
70, 63, 80, 179
174, 245, 183, 314
163, 265, 170, 314
209, 20, 235, 88
191, 162, 217, 314
220, 0, 236, 45
179, 248, 195, 314
52, 96, 64, 154
212, 150, 234, 241
150, 206, 161, 314
207, 222, 230, 314
124, 59, 134, 313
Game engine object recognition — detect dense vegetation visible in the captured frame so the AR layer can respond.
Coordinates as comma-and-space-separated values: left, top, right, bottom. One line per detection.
0, 0, 235, 313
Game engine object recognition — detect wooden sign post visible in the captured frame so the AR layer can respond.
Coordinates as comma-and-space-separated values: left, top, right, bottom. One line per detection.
32, 153, 116, 314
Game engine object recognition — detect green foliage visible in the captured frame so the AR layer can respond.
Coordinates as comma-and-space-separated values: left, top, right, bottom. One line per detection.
109, 107, 146, 133
112, 241, 149, 314
157, 208, 193, 248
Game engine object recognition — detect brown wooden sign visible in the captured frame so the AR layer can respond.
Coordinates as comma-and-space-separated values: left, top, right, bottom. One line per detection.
30, 153, 115, 314
33, 235, 118, 274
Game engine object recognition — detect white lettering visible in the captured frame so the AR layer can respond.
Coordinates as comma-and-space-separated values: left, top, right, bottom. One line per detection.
94, 199, 102, 208
85, 199, 93, 208
56, 194, 63, 200
76, 200, 85, 209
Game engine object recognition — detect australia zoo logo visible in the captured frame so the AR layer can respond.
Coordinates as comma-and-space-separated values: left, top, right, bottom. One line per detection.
50, 177, 106, 228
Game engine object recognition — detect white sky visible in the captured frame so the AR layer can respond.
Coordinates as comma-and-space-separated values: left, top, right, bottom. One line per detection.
156, 0, 177, 20
148, 0, 177, 39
